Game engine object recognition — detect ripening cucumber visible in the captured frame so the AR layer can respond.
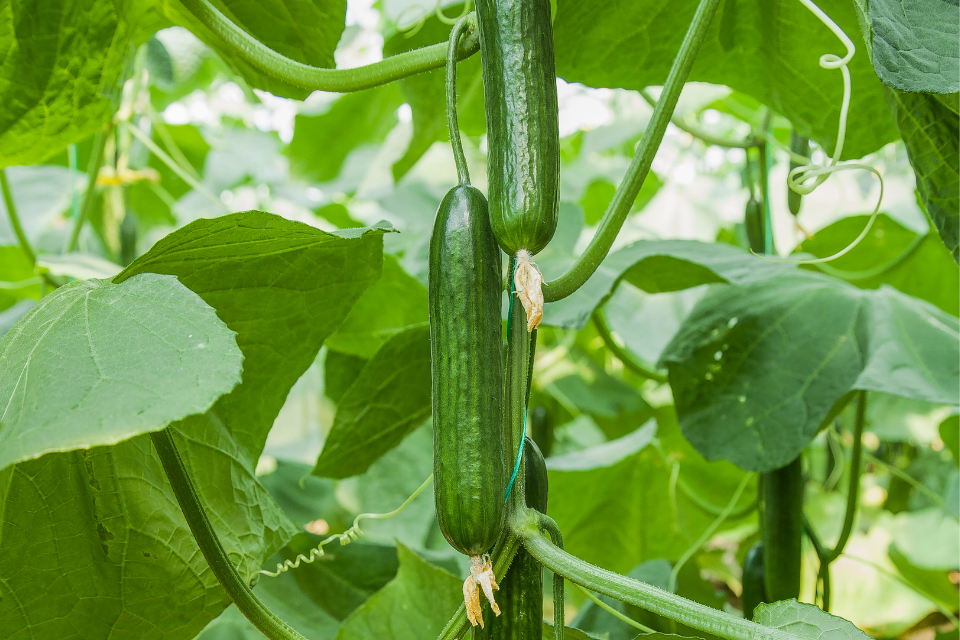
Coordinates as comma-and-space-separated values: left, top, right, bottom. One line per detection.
475, 0, 560, 257
429, 184, 505, 558
761, 456, 802, 602
475, 438, 549, 639
744, 196, 765, 254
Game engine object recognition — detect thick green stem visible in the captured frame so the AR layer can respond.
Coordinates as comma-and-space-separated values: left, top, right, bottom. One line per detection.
592, 310, 667, 382
67, 130, 107, 252
638, 89, 757, 149
179, 0, 479, 92
150, 429, 307, 640
504, 258, 532, 514
519, 526, 799, 640
537, 514, 564, 640
446, 16, 473, 186
541, 0, 721, 302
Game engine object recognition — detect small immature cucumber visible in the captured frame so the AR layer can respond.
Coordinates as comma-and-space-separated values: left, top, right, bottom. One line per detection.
430, 184, 505, 558
475, 0, 560, 256
475, 438, 549, 639
740, 541, 766, 620
744, 196, 765, 254
787, 131, 809, 216
761, 456, 802, 602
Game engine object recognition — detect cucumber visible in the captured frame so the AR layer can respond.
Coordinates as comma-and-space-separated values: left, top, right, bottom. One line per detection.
475, 438, 549, 639
475, 0, 559, 257
787, 131, 809, 216
430, 184, 505, 559
744, 196, 765, 254
761, 456, 802, 602
740, 541, 766, 620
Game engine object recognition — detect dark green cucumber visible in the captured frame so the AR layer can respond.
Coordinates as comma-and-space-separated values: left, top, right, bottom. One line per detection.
475, 0, 559, 256
475, 438, 549, 639
744, 196, 765, 254
430, 184, 505, 557
741, 541, 766, 620
787, 131, 809, 216
760, 456, 802, 602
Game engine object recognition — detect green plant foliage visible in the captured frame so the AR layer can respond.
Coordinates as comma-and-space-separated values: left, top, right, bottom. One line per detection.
313, 324, 431, 478
884, 88, 960, 262
552, 0, 898, 159
0, 0, 165, 167
325, 255, 428, 358
0, 274, 242, 472
117, 211, 390, 461
288, 84, 403, 182
754, 600, 872, 640
0, 245, 41, 310
857, 0, 960, 94
163, 0, 347, 99
889, 508, 960, 570
331, 543, 462, 640
801, 213, 959, 315
661, 271, 960, 472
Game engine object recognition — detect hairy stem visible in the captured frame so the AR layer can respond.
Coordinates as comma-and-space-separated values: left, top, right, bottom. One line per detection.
592, 310, 667, 382
179, 0, 479, 92
541, 0, 722, 302
446, 15, 473, 186
537, 513, 565, 640
150, 429, 307, 640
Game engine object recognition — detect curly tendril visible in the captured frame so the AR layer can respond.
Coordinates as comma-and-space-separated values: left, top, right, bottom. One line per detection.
755, 0, 884, 265
260, 474, 433, 578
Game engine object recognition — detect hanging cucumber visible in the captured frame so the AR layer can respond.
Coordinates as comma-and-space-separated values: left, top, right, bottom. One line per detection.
760, 456, 803, 602
740, 541, 766, 620
744, 196, 765, 254
433, 17, 506, 627
787, 131, 810, 216
475, 0, 559, 331
475, 438, 550, 639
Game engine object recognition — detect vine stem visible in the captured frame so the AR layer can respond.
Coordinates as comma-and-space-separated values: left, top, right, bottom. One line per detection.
575, 583, 655, 633
178, 0, 479, 92
1, 169, 57, 288
517, 519, 799, 640
150, 429, 307, 640
592, 310, 667, 382
445, 15, 473, 186
67, 129, 108, 253
541, 0, 722, 303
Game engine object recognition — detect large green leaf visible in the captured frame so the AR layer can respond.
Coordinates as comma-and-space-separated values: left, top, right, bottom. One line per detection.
163, 0, 347, 99
0, 424, 297, 640
325, 255, 428, 358
288, 84, 403, 183
552, 0, 898, 159
117, 211, 390, 463
382, 4, 485, 179
801, 214, 959, 316
543, 239, 795, 329
332, 543, 462, 640
885, 88, 960, 262
660, 271, 960, 472
858, 0, 959, 93
313, 323, 431, 479
0, 245, 41, 311
0, 274, 242, 473
0, 0, 165, 166
754, 601, 871, 640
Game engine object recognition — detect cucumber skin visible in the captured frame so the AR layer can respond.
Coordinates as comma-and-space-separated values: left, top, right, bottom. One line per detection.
430, 185, 505, 558
761, 457, 802, 602
745, 197, 765, 254
475, 0, 560, 256
475, 438, 549, 639
741, 541, 766, 620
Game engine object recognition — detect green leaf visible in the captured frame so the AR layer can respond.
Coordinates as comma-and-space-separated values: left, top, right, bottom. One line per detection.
754, 600, 872, 640
660, 271, 960, 472
861, 0, 959, 93
801, 214, 959, 316
0, 274, 242, 473
0, 245, 41, 311
544, 240, 795, 330
940, 414, 960, 466
163, 0, 347, 99
382, 4, 485, 180
887, 543, 960, 611
0, 0, 165, 166
288, 84, 403, 182
325, 255, 428, 358
324, 349, 368, 404
117, 211, 390, 462
332, 543, 462, 640
885, 87, 960, 262
552, 0, 898, 159
0, 424, 297, 640
889, 508, 960, 570
314, 323, 431, 479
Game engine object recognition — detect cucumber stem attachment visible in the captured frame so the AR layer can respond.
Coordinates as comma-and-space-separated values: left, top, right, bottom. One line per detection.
179, 0, 479, 92
445, 15, 474, 186
150, 428, 307, 640
541, 0, 722, 303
